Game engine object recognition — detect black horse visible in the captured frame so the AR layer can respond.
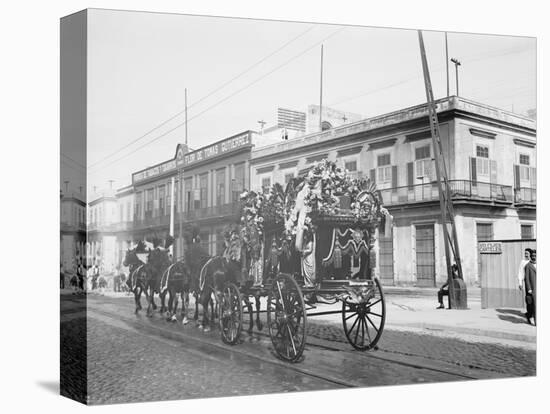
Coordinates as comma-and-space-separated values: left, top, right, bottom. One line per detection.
159, 260, 193, 324
123, 247, 158, 316
198, 256, 262, 334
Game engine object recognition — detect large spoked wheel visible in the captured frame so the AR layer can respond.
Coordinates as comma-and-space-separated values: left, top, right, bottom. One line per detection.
267, 273, 307, 363
219, 283, 243, 345
342, 278, 386, 351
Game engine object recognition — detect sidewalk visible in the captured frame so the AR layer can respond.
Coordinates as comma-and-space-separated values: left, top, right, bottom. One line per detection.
311, 286, 537, 348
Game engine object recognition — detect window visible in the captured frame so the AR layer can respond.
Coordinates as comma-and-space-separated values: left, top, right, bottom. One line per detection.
199, 174, 208, 209
262, 177, 271, 191
415, 145, 432, 179
158, 185, 165, 216
521, 224, 534, 240
476, 146, 489, 158
145, 188, 154, 218
344, 160, 357, 172
232, 163, 245, 202
377, 154, 392, 183
135, 192, 142, 220
119, 204, 124, 222
476, 223, 494, 241
284, 172, 295, 184
216, 168, 226, 206
519, 154, 530, 165
475, 146, 490, 177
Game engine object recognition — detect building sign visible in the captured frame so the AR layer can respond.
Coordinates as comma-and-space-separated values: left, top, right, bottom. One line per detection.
133, 159, 177, 184
177, 132, 251, 168
478, 242, 502, 254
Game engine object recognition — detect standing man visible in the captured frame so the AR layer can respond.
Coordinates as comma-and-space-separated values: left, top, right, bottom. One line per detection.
524, 249, 536, 325
518, 248, 532, 291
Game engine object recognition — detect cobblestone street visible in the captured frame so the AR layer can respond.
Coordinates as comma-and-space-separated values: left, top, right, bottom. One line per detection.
56, 293, 537, 405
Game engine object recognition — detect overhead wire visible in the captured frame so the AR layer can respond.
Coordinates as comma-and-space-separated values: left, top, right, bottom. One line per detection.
88, 25, 317, 170
89, 27, 346, 175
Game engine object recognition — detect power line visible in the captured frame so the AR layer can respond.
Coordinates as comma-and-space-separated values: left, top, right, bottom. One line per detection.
328, 45, 534, 107
61, 153, 86, 170
89, 27, 346, 175
88, 25, 316, 170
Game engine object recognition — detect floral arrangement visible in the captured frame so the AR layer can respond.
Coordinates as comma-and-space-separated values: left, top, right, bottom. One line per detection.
239, 159, 387, 243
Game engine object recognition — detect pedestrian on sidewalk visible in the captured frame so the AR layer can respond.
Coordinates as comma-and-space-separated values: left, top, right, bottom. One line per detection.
518, 248, 532, 292
437, 263, 460, 309
524, 249, 536, 325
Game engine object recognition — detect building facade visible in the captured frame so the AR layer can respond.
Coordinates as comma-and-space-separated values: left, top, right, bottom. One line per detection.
249, 96, 536, 287
60, 190, 86, 274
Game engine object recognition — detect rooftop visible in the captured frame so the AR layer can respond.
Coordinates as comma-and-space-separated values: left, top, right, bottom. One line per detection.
251, 96, 536, 162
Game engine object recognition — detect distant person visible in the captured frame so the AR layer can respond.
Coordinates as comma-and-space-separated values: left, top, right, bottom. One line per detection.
60, 263, 65, 289
437, 264, 460, 309
524, 249, 536, 325
77, 263, 85, 293
518, 248, 533, 291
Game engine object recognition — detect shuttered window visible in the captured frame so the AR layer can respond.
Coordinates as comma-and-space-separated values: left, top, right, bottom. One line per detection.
344, 160, 357, 172
521, 224, 534, 240
476, 223, 494, 241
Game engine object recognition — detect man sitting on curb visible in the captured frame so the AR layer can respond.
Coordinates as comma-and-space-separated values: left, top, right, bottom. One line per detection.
437, 264, 460, 309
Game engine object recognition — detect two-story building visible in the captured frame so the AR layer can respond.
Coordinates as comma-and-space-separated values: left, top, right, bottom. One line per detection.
60, 190, 86, 274
249, 96, 536, 287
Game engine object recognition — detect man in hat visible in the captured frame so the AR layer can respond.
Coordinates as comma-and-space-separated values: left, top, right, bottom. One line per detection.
524, 249, 536, 325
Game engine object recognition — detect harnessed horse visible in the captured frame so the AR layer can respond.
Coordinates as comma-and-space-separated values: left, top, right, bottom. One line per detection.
123, 248, 158, 316
159, 260, 192, 324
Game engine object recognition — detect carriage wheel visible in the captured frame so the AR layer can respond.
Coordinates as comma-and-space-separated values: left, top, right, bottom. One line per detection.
267, 273, 307, 362
219, 283, 243, 345
342, 278, 386, 351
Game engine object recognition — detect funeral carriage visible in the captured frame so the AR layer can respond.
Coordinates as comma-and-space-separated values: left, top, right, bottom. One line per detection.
214, 160, 391, 362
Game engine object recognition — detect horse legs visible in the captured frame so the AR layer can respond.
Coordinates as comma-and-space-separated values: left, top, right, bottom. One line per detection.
171, 292, 179, 322
160, 290, 167, 315
181, 291, 189, 325
145, 287, 154, 317
199, 289, 211, 332
193, 292, 200, 324
151, 290, 158, 311
134, 286, 143, 314
255, 294, 263, 331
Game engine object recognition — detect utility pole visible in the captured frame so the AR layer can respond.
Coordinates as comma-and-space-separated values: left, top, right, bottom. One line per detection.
451, 57, 461, 96
445, 32, 450, 97
418, 30, 467, 310
319, 44, 324, 132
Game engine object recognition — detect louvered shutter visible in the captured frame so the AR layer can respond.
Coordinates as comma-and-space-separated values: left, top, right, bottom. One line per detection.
370, 168, 376, 184
407, 162, 414, 190
489, 160, 497, 184
430, 159, 437, 182
514, 165, 520, 190
391, 165, 398, 193
530, 167, 537, 189
470, 157, 477, 186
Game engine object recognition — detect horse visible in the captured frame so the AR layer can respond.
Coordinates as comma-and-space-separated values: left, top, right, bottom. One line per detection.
158, 260, 193, 324
123, 248, 158, 316
198, 256, 262, 334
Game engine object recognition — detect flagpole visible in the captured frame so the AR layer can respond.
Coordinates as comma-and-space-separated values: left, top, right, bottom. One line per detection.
319, 44, 324, 132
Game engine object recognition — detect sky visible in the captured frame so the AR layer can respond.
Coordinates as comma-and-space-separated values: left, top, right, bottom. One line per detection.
63, 8, 536, 194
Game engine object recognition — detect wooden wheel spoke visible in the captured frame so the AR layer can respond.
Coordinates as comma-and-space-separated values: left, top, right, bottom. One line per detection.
365, 298, 382, 309
365, 314, 379, 334
363, 317, 372, 343
354, 316, 363, 344
348, 313, 360, 334
344, 311, 358, 321
368, 311, 382, 318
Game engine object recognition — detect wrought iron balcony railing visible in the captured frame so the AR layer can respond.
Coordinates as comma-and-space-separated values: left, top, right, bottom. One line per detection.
514, 187, 536, 205
183, 202, 241, 221
378, 180, 514, 206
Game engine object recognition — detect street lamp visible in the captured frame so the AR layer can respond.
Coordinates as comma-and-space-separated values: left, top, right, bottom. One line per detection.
450, 58, 461, 96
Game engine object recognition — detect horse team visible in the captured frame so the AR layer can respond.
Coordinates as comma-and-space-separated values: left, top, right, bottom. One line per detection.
122, 241, 262, 333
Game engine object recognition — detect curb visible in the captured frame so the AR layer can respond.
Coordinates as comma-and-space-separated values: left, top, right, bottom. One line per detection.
384, 321, 537, 343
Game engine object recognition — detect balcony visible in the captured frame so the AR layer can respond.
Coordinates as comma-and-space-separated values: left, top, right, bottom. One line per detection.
132, 215, 171, 231
379, 180, 514, 207
514, 187, 536, 207
183, 202, 241, 221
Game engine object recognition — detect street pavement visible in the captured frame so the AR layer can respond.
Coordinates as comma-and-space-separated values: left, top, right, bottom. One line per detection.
60, 287, 536, 405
